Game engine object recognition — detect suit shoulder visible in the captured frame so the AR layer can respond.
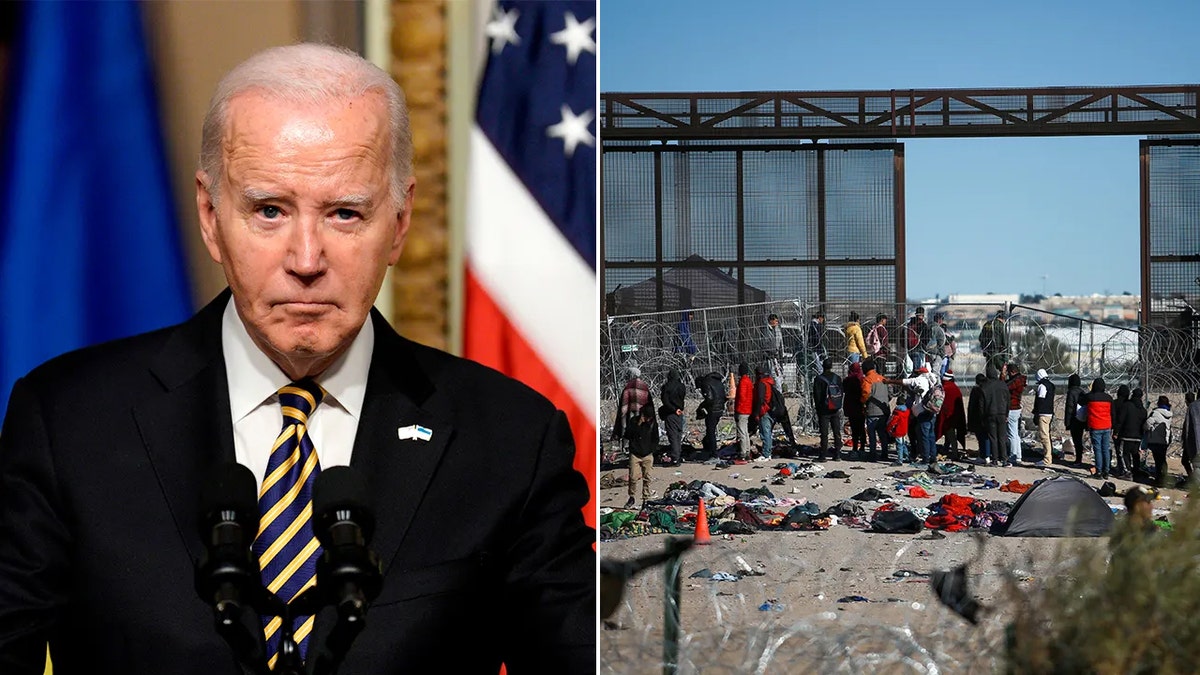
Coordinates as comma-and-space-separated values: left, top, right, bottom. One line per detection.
19, 325, 176, 395
398, 337, 558, 416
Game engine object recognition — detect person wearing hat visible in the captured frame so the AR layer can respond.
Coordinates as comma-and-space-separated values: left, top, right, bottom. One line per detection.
751, 366, 778, 461
936, 370, 967, 461
979, 310, 1009, 370
1114, 386, 1147, 479
1144, 395, 1174, 487
905, 307, 932, 375
885, 362, 939, 466
1033, 368, 1056, 466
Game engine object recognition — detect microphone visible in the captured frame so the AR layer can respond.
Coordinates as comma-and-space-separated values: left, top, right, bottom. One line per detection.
195, 462, 261, 624
312, 467, 383, 619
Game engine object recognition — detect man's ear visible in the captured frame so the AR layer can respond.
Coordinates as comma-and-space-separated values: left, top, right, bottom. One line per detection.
388, 176, 417, 266
196, 170, 223, 264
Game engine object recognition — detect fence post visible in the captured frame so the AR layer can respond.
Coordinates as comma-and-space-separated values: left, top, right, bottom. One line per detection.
606, 318, 620, 397
703, 308, 712, 375
1076, 319, 1083, 376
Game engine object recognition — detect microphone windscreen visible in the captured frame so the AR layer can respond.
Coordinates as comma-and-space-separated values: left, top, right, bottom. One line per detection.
312, 466, 375, 542
198, 462, 259, 534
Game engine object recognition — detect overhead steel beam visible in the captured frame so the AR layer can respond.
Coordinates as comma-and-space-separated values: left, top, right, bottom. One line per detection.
602, 85, 1200, 140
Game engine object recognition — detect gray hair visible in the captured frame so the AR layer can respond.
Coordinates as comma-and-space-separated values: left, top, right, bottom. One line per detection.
199, 43, 412, 205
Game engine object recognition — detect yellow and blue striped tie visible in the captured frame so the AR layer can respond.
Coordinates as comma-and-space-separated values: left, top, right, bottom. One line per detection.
253, 379, 325, 667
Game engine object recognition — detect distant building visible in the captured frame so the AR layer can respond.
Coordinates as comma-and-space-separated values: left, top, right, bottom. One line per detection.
947, 293, 1020, 305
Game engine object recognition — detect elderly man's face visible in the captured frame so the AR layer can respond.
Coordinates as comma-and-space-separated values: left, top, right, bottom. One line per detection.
196, 92, 414, 376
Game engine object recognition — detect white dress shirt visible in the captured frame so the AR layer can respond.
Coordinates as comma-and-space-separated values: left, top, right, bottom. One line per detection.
221, 298, 373, 492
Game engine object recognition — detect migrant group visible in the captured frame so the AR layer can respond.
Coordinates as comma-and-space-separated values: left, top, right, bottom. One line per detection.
613, 307, 1200, 509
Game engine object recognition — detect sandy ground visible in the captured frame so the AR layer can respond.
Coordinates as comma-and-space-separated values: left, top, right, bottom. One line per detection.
598, 414, 1193, 674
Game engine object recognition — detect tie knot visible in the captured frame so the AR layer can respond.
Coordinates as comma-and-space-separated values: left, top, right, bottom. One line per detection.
278, 379, 324, 424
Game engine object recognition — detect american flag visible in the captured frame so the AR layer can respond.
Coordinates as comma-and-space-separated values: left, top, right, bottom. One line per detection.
464, 0, 597, 527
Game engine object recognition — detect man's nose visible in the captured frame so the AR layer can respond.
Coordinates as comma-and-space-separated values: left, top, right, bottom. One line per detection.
286, 216, 326, 277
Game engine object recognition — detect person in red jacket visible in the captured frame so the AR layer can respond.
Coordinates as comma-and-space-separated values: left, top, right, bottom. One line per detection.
886, 403, 910, 465
734, 362, 754, 460
843, 361, 866, 459
1083, 378, 1115, 479
936, 370, 968, 460
751, 366, 777, 460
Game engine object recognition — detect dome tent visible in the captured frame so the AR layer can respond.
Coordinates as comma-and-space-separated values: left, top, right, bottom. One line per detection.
1000, 475, 1115, 537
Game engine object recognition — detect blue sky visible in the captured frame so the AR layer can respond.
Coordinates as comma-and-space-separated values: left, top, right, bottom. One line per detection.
599, 0, 1200, 300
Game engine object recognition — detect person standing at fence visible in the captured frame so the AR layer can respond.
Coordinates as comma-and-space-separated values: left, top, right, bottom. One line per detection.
695, 371, 726, 459
763, 313, 784, 381
675, 310, 698, 357
981, 365, 1012, 466
1110, 385, 1130, 476
812, 358, 845, 461
843, 361, 867, 459
1144, 395, 1173, 487
905, 307, 932, 373
938, 314, 957, 377
659, 369, 687, 466
807, 312, 828, 378
1033, 368, 1056, 467
866, 313, 890, 360
733, 362, 754, 461
1005, 363, 1027, 465
845, 311, 867, 364
969, 373, 992, 464
936, 370, 967, 461
1181, 391, 1199, 487
862, 358, 890, 462
613, 366, 650, 445
927, 312, 947, 376
1114, 386, 1147, 480
624, 405, 659, 509
751, 366, 777, 461
1083, 378, 1115, 479
1064, 373, 1087, 466
979, 310, 1009, 369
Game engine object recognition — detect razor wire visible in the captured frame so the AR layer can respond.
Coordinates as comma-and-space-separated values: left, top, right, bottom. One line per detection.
601, 299, 1200, 439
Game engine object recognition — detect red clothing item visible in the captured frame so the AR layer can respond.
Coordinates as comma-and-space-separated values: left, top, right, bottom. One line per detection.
936, 379, 966, 440
735, 375, 754, 415
886, 407, 909, 438
1007, 375, 1027, 410
1087, 395, 1113, 431
753, 376, 776, 419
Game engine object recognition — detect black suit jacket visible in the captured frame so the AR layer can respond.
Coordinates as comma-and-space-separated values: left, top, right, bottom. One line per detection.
0, 292, 596, 674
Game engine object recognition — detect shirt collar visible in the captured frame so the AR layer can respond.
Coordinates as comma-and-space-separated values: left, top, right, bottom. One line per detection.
221, 297, 374, 423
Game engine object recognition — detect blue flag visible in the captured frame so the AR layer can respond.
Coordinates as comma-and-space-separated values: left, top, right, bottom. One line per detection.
0, 1, 192, 422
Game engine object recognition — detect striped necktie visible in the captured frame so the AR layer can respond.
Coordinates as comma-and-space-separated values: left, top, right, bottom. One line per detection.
253, 379, 325, 667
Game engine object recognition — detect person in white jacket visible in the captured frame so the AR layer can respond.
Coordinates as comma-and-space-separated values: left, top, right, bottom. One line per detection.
1144, 395, 1174, 487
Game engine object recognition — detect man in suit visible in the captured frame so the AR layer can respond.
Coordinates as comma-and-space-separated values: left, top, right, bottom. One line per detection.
0, 44, 595, 674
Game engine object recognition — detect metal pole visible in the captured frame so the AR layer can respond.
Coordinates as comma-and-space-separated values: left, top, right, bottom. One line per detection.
1076, 319, 1083, 375
606, 319, 620, 398
663, 555, 683, 675
703, 308, 712, 375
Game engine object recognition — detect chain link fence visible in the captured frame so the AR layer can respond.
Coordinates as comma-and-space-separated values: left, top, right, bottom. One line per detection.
601, 299, 1200, 441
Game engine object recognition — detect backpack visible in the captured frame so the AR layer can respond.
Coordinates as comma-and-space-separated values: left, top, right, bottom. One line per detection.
769, 385, 788, 420
923, 379, 946, 415
905, 323, 920, 350
979, 320, 994, 348
819, 375, 844, 412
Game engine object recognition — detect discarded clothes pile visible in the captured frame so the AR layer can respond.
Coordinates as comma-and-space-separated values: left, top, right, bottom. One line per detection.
923, 494, 1013, 532
599, 506, 692, 540
999, 479, 1033, 494
869, 503, 926, 534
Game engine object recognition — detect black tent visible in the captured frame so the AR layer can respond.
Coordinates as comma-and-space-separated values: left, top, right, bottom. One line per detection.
1000, 475, 1114, 537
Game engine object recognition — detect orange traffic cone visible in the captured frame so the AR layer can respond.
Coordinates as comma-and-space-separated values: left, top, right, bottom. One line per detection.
693, 497, 712, 545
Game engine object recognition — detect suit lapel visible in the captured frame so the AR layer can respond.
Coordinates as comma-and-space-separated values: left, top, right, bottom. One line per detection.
133, 291, 236, 563
349, 310, 452, 573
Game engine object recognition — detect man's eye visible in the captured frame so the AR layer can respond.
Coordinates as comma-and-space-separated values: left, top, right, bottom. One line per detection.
334, 208, 361, 221
259, 205, 282, 219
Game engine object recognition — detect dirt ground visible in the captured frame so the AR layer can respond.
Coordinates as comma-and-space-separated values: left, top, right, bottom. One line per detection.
598, 413, 1193, 674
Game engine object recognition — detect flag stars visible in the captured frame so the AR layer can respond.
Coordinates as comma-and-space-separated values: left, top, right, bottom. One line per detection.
485, 5, 521, 55
546, 105, 594, 158
549, 12, 595, 65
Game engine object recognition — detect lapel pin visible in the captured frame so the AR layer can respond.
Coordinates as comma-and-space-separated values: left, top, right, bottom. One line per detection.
397, 424, 433, 442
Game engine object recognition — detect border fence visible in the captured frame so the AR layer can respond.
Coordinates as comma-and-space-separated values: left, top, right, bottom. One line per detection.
601, 299, 1200, 436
